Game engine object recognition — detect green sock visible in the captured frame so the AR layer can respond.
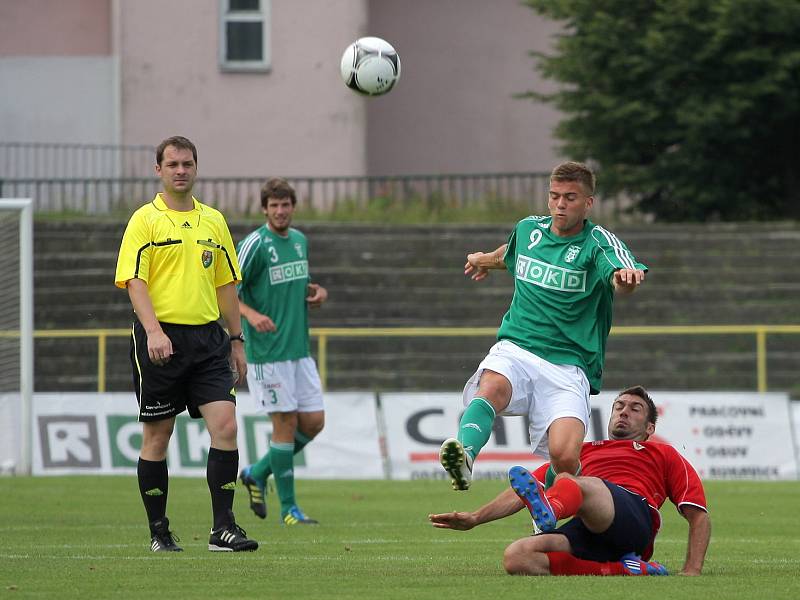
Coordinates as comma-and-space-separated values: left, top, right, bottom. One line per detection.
250, 449, 272, 485
544, 461, 582, 490
250, 430, 314, 486
294, 430, 312, 453
458, 398, 496, 461
269, 442, 297, 515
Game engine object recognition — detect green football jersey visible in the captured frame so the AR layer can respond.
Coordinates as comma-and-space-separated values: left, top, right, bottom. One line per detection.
498, 216, 648, 394
236, 225, 311, 363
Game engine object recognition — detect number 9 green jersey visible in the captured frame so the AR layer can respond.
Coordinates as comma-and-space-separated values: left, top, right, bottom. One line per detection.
498, 216, 648, 394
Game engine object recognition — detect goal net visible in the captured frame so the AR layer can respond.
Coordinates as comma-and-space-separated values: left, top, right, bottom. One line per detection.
0, 199, 33, 475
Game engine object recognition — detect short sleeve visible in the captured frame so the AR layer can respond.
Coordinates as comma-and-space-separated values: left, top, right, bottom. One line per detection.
590, 226, 648, 286
214, 218, 241, 287
236, 231, 263, 292
665, 446, 708, 514
114, 210, 151, 288
503, 226, 518, 274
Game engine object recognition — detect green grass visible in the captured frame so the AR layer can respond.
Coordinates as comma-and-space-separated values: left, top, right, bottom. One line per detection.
1, 478, 799, 599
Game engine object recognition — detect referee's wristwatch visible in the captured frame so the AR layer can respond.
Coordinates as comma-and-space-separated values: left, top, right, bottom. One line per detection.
230, 332, 245, 343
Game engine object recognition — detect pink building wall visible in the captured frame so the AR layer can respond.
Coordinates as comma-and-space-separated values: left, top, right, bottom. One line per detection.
118, 0, 369, 178
1, 0, 563, 177
0, 0, 110, 55
367, 0, 562, 174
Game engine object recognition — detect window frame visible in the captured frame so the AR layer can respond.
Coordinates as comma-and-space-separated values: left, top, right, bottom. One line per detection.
218, 0, 271, 72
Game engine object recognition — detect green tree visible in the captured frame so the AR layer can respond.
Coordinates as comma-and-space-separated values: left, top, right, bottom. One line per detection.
524, 0, 800, 221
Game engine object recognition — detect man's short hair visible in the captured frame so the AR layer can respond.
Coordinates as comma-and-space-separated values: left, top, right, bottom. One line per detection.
551, 161, 595, 195
156, 136, 197, 165
261, 177, 297, 208
616, 385, 657, 426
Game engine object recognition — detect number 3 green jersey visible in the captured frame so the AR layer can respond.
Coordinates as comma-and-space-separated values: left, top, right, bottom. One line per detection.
236, 225, 311, 363
499, 216, 648, 394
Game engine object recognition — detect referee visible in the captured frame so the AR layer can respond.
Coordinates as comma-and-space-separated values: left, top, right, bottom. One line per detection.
115, 135, 257, 552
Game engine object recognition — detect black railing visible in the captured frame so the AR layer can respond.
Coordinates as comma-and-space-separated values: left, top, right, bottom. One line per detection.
0, 173, 634, 219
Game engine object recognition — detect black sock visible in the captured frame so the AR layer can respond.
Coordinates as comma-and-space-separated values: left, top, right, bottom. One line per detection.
207, 447, 239, 530
138, 458, 168, 530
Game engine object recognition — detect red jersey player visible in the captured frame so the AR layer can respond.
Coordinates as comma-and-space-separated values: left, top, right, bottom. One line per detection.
429, 385, 710, 576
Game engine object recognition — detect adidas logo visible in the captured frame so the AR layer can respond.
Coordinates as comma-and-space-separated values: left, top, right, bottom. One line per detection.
145, 487, 164, 496
221, 531, 236, 543
181, 221, 192, 229
221, 481, 237, 490
623, 558, 643, 573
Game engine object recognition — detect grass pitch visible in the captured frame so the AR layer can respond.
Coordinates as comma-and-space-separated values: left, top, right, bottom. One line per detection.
1, 477, 799, 599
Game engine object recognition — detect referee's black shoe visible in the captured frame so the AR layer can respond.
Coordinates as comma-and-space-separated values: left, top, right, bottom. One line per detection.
150, 517, 183, 552
208, 510, 259, 552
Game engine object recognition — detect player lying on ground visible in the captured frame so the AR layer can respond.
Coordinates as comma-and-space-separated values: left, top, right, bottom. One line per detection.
430, 386, 710, 576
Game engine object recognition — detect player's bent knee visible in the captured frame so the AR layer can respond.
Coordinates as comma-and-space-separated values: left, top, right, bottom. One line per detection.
503, 546, 523, 575
503, 542, 548, 576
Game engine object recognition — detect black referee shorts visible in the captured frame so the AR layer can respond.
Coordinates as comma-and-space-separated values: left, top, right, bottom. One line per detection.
550, 480, 653, 562
130, 320, 235, 422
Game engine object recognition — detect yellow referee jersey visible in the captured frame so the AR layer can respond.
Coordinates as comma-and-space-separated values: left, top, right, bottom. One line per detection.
115, 194, 242, 324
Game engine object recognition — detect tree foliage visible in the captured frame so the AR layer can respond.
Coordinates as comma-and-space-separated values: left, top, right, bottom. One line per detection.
524, 0, 800, 221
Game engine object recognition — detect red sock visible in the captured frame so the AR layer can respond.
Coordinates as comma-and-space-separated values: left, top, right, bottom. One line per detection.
546, 477, 583, 520
546, 552, 626, 576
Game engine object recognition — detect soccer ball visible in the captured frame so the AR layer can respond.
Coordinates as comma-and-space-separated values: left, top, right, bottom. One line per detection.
340, 37, 401, 96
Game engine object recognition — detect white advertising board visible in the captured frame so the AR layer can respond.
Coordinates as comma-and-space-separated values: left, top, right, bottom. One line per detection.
380, 392, 546, 482
30, 392, 383, 478
4, 391, 798, 480
591, 392, 798, 479
381, 391, 799, 481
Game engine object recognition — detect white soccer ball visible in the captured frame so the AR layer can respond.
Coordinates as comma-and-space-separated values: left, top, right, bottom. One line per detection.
340, 36, 401, 96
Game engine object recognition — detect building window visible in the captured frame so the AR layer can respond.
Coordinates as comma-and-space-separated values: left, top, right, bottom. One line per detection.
220, 0, 271, 72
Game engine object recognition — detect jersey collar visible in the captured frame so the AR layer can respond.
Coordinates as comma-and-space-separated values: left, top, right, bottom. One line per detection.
152, 193, 201, 212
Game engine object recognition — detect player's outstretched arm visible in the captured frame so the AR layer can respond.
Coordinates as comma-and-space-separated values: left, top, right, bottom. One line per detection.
429, 487, 524, 530
679, 506, 711, 575
611, 268, 646, 295
464, 243, 508, 281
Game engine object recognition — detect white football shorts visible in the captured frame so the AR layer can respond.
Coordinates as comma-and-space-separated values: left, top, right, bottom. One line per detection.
462, 340, 590, 458
246, 357, 324, 415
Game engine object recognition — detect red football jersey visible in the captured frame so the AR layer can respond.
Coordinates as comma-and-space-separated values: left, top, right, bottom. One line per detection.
532, 440, 707, 552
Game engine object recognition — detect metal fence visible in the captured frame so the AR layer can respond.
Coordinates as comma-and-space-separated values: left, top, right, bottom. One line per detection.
0, 173, 637, 219
2, 324, 797, 393
0, 142, 637, 218
0, 173, 553, 215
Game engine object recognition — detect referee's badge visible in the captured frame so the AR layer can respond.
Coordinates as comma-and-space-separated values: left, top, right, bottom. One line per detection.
201, 249, 213, 268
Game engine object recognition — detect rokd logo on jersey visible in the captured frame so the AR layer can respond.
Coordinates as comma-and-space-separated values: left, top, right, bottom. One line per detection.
516, 256, 586, 292
269, 260, 308, 285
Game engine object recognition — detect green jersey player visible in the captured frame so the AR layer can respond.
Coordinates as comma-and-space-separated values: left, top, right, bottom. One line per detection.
440, 162, 647, 492
237, 177, 328, 525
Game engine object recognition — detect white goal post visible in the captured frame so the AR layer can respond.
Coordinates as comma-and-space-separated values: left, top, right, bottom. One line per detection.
0, 199, 33, 475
